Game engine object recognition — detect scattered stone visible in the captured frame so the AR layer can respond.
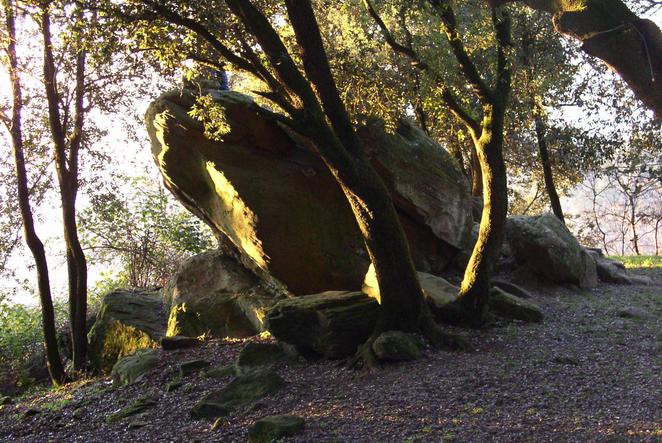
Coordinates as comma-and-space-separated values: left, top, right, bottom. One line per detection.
106, 397, 157, 424
211, 417, 224, 431
190, 370, 285, 420
111, 349, 160, 387
180, 360, 211, 377
248, 415, 305, 443
235, 342, 292, 374
166, 380, 184, 392
617, 307, 652, 320
164, 251, 278, 338
128, 420, 148, 430
488, 287, 544, 323
491, 279, 532, 299
553, 356, 580, 366
629, 275, 653, 285
266, 291, 379, 358
372, 331, 424, 362
160, 336, 201, 350
88, 289, 166, 373
593, 255, 632, 284
22, 408, 41, 418
205, 365, 237, 379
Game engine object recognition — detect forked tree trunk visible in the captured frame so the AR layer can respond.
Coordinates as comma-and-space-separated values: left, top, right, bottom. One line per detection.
3, 0, 66, 385
41, 6, 89, 370
534, 114, 565, 223
458, 103, 509, 323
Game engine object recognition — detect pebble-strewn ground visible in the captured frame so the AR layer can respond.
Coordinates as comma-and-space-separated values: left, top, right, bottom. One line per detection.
1, 269, 660, 443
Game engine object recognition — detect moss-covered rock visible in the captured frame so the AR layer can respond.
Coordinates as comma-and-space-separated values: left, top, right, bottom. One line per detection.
106, 396, 157, 424
265, 291, 379, 358
235, 342, 293, 375
204, 364, 236, 379
180, 360, 211, 377
248, 415, 305, 443
164, 251, 279, 339
506, 214, 596, 287
190, 370, 284, 420
372, 331, 424, 362
160, 336, 200, 350
111, 349, 160, 387
488, 287, 544, 323
88, 289, 166, 373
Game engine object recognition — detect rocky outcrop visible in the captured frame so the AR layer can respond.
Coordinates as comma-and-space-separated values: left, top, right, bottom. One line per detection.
88, 290, 166, 373
147, 87, 471, 295
265, 291, 379, 358
506, 214, 596, 288
164, 250, 279, 339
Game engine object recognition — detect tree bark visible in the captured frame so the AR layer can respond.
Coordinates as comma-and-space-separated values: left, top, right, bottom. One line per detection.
41, 5, 88, 370
2, 0, 66, 386
470, 144, 483, 197
458, 102, 509, 322
533, 114, 565, 223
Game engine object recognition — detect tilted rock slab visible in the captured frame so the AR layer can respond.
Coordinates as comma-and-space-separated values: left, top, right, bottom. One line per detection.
146, 88, 471, 295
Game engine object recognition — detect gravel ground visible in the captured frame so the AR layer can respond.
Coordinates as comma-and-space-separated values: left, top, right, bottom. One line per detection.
1, 269, 660, 443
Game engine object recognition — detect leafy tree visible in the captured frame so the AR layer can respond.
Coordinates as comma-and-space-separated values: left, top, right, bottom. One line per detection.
79, 177, 214, 288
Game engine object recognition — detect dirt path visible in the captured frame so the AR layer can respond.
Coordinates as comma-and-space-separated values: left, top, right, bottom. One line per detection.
1, 269, 660, 442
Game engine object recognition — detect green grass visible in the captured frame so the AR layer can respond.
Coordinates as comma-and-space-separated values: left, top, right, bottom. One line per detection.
609, 255, 662, 269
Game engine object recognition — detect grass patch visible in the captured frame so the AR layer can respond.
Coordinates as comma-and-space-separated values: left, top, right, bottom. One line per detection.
609, 255, 662, 269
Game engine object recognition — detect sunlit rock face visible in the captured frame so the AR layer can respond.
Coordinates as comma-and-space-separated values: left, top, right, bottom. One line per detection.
146, 86, 472, 295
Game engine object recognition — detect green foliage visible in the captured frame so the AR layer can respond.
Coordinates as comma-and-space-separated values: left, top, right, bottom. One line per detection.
609, 255, 662, 269
79, 176, 214, 288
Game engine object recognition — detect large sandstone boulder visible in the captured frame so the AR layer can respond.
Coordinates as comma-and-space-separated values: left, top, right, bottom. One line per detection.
164, 250, 279, 338
506, 214, 597, 288
146, 87, 471, 295
88, 290, 166, 373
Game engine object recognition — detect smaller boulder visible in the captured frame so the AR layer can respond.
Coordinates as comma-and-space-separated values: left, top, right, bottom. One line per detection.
180, 360, 211, 377
488, 287, 544, 323
265, 291, 379, 358
248, 415, 305, 443
88, 289, 165, 373
166, 380, 184, 392
106, 396, 157, 424
372, 331, 423, 362
161, 336, 201, 350
235, 342, 293, 375
190, 370, 284, 419
491, 279, 532, 299
111, 349, 160, 387
205, 364, 236, 379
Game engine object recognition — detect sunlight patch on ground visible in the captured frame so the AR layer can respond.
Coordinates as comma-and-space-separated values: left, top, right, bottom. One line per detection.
609, 255, 662, 269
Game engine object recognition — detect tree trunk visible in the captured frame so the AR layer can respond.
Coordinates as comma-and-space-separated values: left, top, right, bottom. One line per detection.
3, 0, 66, 386
458, 103, 509, 323
470, 144, 483, 197
41, 5, 88, 371
629, 195, 640, 255
534, 114, 565, 223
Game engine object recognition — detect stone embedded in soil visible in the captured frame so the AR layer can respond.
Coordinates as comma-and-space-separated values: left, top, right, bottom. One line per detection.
248, 414, 305, 443
22, 408, 41, 418
190, 370, 285, 420
111, 349, 160, 387
180, 359, 211, 377
372, 331, 424, 362
160, 336, 201, 350
491, 279, 533, 299
235, 342, 292, 374
0, 396, 11, 405
616, 307, 653, 320
106, 397, 157, 424
205, 364, 237, 379
488, 287, 544, 323
128, 420, 148, 430
166, 380, 184, 392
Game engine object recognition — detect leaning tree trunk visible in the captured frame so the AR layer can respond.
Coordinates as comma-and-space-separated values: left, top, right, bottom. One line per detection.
470, 144, 484, 197
3, 0, 66, 386
458, 103, 509, 324
496, 0, 662, 116
534, 114, 565, 223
